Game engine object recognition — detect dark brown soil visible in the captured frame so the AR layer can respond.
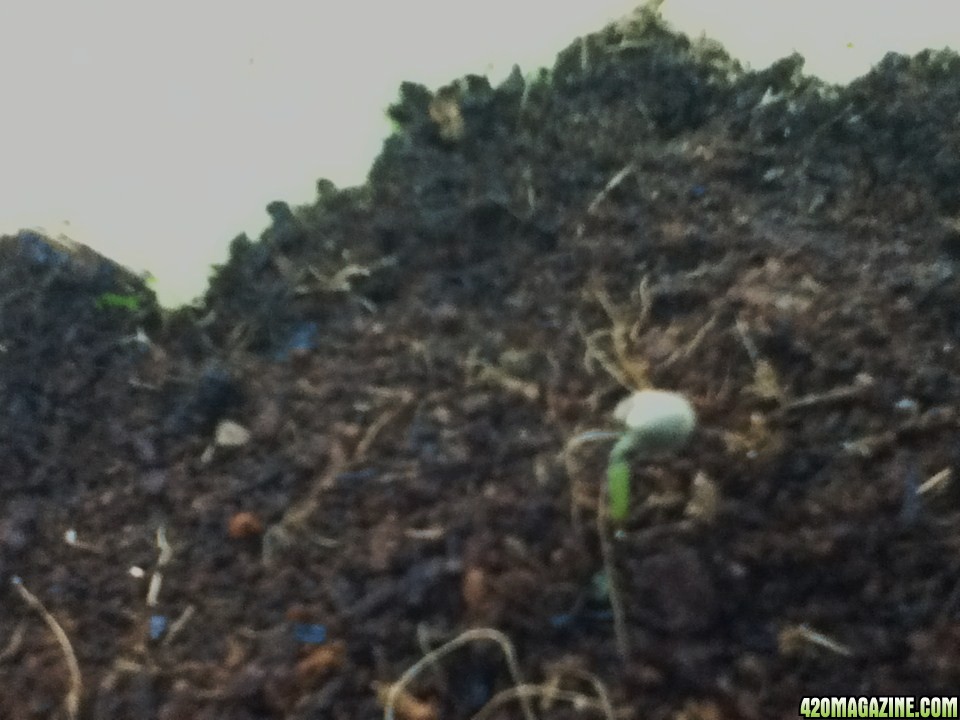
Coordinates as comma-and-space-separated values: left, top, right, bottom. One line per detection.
4, 7, 960, 719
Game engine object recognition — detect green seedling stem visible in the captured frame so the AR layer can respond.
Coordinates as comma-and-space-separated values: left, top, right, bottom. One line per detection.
94, 292, 141, 311
607, 426, 683, 522
606, 435, 635, 522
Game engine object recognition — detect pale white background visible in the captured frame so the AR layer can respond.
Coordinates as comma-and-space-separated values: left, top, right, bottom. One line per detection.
2, 1, 958, 306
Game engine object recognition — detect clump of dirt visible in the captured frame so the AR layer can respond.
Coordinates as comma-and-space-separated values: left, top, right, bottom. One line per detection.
4, 5, 960, 719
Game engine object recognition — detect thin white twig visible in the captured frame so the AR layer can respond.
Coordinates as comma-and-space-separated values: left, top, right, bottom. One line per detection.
470, 683, 613, 720
587, 165, 635, 215
383, 628, 536, 720
13, 578, 83, 720
560, 667, 617, 720
147, 524, 172, 607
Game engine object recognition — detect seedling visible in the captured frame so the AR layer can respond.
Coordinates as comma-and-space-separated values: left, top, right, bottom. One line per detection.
607, 390, 697, 521
564, 389, 696, 661
94, 291, 141, 311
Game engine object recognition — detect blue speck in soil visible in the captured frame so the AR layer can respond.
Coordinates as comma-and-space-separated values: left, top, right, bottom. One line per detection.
293, 623, 327, 644
17, 231, 67, 268
549, 612, 576, 629
149, 615, 168, 640
272, 322, 319, 361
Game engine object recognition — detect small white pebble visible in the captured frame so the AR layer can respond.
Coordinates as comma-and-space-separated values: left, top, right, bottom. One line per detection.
129, 566, 146, 579
63, 529, 78, 545
215, 420, 251, 447
894, 397, 918, 412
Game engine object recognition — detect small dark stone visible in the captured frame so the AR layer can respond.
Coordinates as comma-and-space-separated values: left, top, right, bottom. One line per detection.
139, 469, 168, 496
629, 546, 718, 633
